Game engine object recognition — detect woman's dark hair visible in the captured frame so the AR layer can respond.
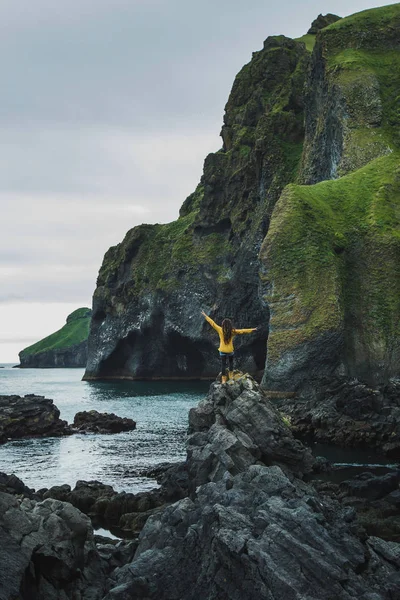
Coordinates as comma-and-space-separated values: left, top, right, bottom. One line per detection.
222, 318, 233, 345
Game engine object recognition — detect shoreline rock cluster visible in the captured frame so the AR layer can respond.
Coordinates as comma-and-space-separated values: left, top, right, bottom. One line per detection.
273, 378, 400, 458
1, 374, 400, 599
0, 395, 136, 444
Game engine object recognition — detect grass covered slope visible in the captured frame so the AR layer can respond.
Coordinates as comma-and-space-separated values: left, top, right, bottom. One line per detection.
262, 154, 400, 385
300, 3, 400, 185
262, 4, 400, 389
19, 308, 92, 367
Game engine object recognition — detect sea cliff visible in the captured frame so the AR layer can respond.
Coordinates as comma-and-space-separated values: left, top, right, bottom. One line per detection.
19, 308, 92, 368
84, 5, 400, 394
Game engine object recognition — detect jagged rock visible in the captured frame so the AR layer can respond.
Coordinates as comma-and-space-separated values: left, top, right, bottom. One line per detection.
73, 410, 136, 434
0, 472, 36, 498
340, 471, 400, 502
187, 373, 314, 488
0, 394, 71, 444
0, 491, 107, 599
273, 378, 400, 456
103, 373, 400, 599
314, 469, 400, 543
307, 13, 341, 34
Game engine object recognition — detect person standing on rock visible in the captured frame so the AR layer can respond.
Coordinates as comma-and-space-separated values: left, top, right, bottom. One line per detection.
201, 310, 257, 383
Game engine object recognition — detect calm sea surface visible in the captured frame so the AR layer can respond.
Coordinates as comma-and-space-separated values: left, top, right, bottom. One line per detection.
0, 365, 209, 493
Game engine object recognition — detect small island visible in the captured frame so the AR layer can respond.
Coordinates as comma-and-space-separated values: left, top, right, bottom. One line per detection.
18, 308, 92, 368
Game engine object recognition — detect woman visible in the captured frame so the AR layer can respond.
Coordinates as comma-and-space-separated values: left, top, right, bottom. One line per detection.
201, 310, 257, 383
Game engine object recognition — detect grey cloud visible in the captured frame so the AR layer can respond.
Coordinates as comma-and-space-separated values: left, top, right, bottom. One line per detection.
0, 337, 39, 344
0, 0, 391, 313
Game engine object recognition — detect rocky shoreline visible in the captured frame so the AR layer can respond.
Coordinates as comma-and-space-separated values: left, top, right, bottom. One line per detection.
272, 378, 400, 459
0, 395, 136, 444
1, 374, 399, 599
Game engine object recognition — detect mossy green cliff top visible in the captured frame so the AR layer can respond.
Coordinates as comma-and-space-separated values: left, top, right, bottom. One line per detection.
20, 308, 92, 359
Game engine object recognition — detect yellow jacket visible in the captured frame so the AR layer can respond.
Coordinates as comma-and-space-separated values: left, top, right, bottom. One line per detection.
204, 314, 256, 353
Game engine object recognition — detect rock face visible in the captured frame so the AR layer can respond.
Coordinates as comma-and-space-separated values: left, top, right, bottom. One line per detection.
19, 307, 92, 368
0, 491, 106, 599
104, 376, 400, 600
84, 34, 310, 380
307, 13, 341, 34
273, 379, 400, 457
73, 410, 136, 434
0, 394, 71, 444
261, 5, 400, 392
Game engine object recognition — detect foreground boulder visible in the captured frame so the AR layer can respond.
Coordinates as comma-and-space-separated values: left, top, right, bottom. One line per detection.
0, 491, 106, 599
0, 394, 71, 444
107, 468, 400, 599
73, 410, 136, 434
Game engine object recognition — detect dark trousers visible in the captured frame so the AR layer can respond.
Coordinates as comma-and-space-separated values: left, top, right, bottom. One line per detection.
221, 353, 234, 376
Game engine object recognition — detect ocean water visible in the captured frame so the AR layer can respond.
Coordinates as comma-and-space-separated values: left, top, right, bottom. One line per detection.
0, 364, 209, 493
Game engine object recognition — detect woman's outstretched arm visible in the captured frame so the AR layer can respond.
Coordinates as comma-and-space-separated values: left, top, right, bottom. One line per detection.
234, 326, 258, 334
201, 310, 221, 332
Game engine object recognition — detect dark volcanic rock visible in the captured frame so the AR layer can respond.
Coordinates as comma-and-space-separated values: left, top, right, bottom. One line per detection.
187, 373, 314, 488
19, 340, 88, 368
314, 469, 400, 543
0, 491, 107, 599
73, 410, 136, 434
44, 463, 188, 534
307, 13, 341, 34
0, 394, 71, 443
0, 472, 35, 498
274, 378, 400, 456
104, 376, 400, 600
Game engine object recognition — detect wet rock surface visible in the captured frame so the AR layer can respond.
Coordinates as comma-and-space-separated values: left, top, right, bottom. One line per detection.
104, 377, 400, 600
43, 461, 188, 534
73, 410, 136, 434
0, 394, 71, 444
274, 378, 400, 457
314, 469, 400, 543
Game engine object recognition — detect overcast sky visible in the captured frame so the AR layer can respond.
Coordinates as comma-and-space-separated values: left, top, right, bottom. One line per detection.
0, 0, 392, 362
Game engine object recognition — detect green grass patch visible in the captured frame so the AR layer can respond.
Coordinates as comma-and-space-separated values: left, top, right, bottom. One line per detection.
20, 308, 91, 357
263, 153, 400, 364
294, 34, 316, 53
